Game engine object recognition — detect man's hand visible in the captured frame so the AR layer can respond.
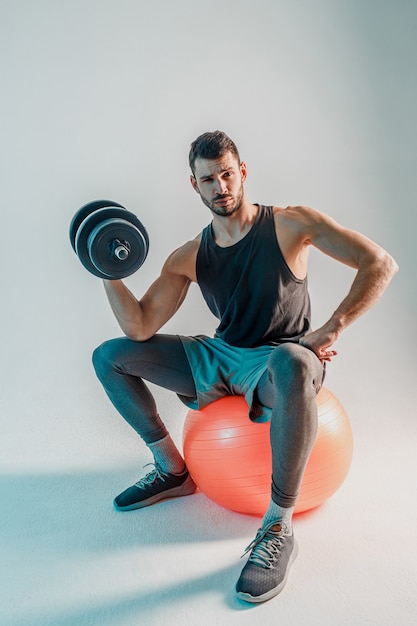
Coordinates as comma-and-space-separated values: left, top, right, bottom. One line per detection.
300, 325, 339, 364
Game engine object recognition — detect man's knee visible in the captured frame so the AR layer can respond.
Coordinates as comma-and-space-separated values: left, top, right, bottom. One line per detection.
92, 338, 123, 380
268, 342, 320, 389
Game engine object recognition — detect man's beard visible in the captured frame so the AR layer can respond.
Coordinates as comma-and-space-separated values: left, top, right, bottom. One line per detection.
201, 185, 244, 217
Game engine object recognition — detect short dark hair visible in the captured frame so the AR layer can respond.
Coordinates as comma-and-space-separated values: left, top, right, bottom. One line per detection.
189, 130, 240, 175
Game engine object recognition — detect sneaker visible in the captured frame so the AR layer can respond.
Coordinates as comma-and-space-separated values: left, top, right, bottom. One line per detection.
235, 521, 298, 603
113, 464, 196, 511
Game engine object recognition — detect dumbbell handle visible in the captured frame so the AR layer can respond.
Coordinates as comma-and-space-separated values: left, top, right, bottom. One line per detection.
108, 238, 131, 262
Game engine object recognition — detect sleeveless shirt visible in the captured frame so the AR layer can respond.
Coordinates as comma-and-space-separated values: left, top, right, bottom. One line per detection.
196, 205, 311, 348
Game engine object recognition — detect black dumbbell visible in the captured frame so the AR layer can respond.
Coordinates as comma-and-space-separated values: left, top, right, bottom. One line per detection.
69, 200, 149, 279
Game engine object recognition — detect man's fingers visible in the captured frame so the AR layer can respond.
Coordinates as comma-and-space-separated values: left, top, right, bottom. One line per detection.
319, 349, 338, 363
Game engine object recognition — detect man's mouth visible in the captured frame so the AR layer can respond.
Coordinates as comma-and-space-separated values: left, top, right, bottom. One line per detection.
214, 196, 232, 205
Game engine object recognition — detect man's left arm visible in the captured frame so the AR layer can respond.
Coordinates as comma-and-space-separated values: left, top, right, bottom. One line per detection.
298, 207, 399, 362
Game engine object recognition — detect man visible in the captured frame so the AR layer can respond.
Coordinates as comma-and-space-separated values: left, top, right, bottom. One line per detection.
93, 130, 398, 603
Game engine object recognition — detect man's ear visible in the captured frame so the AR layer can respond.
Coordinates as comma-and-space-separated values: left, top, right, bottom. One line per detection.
240, 161, 247, 183
190, 175, 200, 194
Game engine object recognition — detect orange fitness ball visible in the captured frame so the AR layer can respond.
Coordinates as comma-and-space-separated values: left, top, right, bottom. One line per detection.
182, 388, 353, 516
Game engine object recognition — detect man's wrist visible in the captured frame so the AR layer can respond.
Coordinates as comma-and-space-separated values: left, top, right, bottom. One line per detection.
326, 314, 345, 336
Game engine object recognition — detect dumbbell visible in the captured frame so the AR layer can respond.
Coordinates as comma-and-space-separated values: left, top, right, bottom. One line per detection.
69, 200, 149, 279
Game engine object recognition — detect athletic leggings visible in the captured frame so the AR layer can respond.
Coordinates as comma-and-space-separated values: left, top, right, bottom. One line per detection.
92, 335, 325, 508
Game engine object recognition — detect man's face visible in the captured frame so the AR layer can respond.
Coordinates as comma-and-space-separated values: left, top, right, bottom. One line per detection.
190, 152, 247, 217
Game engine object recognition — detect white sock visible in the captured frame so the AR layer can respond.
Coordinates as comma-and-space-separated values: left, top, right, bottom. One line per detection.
262, 499, 294, 534
148, 434, 186, 475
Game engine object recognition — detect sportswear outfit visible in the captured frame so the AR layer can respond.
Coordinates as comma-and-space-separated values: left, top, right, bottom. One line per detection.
93, 204, 325, 601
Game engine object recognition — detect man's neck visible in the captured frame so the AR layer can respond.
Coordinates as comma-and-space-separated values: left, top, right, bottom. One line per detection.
211, 202, 259, 248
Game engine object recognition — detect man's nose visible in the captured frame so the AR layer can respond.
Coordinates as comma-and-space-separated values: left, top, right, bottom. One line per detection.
213, 178, 227, 195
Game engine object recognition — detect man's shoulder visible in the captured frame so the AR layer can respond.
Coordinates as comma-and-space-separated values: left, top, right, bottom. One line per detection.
170, 233, 201, 257
273, 205, 326, 228
273, 204, 310, 217
164, 234, 201, 282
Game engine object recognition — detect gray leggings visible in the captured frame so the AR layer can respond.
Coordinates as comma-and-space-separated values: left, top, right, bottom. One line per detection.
92, 335, 325, 508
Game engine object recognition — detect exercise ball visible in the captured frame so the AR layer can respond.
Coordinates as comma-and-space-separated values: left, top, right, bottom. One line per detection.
182, 388, 353, 516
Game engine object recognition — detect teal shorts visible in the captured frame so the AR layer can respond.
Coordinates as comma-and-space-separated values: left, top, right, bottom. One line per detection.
178, 335, 275, 422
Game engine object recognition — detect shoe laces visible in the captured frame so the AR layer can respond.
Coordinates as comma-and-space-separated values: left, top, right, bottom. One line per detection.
242, 522, 288, 569
134, 463, 166, 488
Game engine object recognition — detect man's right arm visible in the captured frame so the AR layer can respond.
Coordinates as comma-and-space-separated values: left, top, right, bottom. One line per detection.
103, 241, 198, 341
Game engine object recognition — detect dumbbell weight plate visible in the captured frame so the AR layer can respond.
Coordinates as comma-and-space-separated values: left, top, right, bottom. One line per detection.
88, 217, 148, 278
69, 199, 125, 252
74, 207, 149, 279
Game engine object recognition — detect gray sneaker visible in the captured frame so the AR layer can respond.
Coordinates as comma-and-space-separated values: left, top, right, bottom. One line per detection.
114, 464, 196, 511
235, 521, 298, 603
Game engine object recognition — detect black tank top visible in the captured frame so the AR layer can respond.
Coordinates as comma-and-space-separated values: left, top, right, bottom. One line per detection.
196, 205, 311, 347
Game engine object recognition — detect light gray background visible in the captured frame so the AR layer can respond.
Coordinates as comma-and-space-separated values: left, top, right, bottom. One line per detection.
1, 1, 416, 625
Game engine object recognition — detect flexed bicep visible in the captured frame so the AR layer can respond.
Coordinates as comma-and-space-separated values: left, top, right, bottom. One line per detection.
104, 238, 199, 341
137, 270, 192, 339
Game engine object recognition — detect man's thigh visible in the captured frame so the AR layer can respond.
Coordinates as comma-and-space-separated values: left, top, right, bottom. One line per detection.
102, 334, 196, 396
